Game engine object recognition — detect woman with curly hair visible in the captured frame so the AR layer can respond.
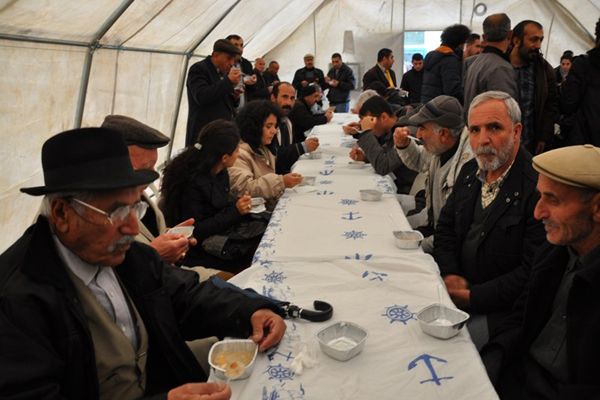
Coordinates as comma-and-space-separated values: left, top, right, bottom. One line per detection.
160, 120, 255, 271
229, 100, 303, 210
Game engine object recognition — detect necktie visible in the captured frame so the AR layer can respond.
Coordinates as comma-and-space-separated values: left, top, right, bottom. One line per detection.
384, 69, 395, 88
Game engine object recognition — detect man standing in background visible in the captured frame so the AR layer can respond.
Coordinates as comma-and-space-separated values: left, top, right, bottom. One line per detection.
325, 53, 356, 112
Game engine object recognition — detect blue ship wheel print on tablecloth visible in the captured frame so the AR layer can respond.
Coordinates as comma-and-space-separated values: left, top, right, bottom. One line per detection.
408, 354, 454, 386
342, 230, 367, 240
265, 363, 295, 382
319, 179, 333, 185
339, 198, 359, 206
382, 304, 415, 324
263, 271, 286, 284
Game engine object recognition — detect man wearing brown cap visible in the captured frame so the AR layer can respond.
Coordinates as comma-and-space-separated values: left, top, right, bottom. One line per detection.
393, 95, 474, 252
482, 144, 600, 399
433, 90, 546, 350
0, 127, 286, 398
186, 38, 242, 147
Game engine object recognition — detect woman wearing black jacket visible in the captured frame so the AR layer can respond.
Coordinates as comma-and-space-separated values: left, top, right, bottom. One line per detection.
160, 120, 255, 272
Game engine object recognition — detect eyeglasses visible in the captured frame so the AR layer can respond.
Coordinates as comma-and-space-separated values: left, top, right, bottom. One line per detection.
71, 198, 148, 225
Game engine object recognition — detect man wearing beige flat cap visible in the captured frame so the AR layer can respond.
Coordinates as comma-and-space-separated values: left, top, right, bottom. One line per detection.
482, 144, 600, 399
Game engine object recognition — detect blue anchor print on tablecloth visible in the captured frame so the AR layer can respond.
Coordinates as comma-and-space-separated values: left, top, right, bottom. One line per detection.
341, 211, 362, 220
324, 159, 335, 165
262, 286, 275, 299
316, 190, 335, 195
267, 347, 294, 362
262, 384, 306, 400
408, 354, 454, 385
339, 198, 359, 206
345, 253, 373, 260
265, 363, 295, 382
362, 270, 388, 281
382, 304, 415, 324
263, 271, 286, 284
342, 230, 367, 240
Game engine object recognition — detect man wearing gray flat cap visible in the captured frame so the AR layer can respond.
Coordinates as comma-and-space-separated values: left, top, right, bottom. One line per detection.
101, 115, 230, 281
394, 95, 474, 252
482, 144, 600, 399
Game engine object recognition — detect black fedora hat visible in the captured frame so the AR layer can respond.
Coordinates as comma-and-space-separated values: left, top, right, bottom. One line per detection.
21, 127, 158, 196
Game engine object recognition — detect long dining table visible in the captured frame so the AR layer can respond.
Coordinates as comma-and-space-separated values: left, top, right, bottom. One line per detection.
212, 113, 499, 400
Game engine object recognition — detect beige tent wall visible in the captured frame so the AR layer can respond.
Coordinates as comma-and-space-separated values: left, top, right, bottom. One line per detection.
0, 0, 598, 253
0, 40, 87, 252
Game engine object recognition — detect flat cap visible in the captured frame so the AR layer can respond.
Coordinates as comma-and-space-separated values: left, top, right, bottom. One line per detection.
407, 95, 464, 130
532, 144, 600, 190
213, 39, 242, 55
101, 115, 170, 149
304, 53, 314, 60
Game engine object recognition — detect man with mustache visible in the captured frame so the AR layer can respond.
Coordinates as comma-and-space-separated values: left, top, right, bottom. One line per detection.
433, 90, 546, 350
0, 128, 286, 399
269, 82, 319, 174
481, 145, 600, 398
510, 20, 558, 155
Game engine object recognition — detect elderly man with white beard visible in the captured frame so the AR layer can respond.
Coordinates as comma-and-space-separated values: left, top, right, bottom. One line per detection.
433, 91, 546, 350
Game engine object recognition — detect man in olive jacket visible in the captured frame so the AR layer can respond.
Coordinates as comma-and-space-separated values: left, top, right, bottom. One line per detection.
0, 127, 286, 399
433, 91, 545, 349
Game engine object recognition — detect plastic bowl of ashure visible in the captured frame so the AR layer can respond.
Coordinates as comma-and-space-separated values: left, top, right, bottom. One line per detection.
208, 339, 258, 380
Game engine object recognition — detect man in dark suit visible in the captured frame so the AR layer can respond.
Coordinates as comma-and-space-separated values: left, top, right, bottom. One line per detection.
246, 57, 271, 102
270, 82, 319, 173
363, 48, 397, 89
0, 127, 286, 398
434, 91, 546, 350
264, 60, 280, 86
185, 39, 241, 147
481, 145, 600, 399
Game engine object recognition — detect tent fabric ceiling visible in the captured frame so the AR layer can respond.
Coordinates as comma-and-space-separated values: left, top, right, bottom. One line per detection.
0, 0, 598, 252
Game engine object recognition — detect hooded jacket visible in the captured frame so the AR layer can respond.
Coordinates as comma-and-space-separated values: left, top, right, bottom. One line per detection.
421, 45, 464, 104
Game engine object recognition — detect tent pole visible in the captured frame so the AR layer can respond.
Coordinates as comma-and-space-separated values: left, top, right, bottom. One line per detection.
73, 0, 134, 128
0, 33, 88, 47
165, 55, 190, 161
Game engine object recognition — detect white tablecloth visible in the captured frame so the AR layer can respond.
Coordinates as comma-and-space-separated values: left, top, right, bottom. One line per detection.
212, 114, 498, 400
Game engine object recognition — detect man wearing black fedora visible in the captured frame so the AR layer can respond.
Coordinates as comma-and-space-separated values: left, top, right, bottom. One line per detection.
0, 127, 286, 399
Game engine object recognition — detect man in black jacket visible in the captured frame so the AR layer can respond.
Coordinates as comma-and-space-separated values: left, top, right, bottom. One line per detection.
510, 20, 558, 155
481, 144, 600, 399
270, 82, 319, 173
325, 53, 356, 112
363, 48, 397, 89
0, 127, 286, 399
246, 57, 271, 102
433, 91, 546, 350
292, 54, 325, 92
560, 17, 600, 147
289, 84, 333, 142
185, 39, 241, 147
264, 60, 281, 86
400, 53, 424, 104
421, 24, 471, 103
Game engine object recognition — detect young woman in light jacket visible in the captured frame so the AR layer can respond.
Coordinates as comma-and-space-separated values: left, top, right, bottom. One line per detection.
229, 100, 303, 210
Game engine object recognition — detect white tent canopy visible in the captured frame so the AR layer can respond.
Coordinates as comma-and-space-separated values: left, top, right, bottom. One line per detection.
1, 0, 598, 252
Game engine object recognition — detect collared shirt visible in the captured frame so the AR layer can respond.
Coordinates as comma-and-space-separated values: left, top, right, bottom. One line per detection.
515, 63, 535, 145
476, 160, 515, 208
52, 234, 138, 349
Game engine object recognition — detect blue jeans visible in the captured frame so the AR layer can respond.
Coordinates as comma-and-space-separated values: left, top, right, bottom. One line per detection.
333, 102, 349, 113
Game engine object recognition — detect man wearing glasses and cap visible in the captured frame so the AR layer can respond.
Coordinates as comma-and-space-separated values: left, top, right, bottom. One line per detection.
393, 95, 474, 252
0, 127, 286, 399
482, 145, 600, 398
